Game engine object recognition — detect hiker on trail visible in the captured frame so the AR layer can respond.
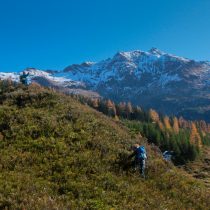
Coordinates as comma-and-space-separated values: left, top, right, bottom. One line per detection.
130, 144, 147, 178
20, 71, 30, 85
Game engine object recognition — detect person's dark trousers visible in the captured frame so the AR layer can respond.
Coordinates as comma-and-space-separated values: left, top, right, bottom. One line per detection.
135, 158, 145, 178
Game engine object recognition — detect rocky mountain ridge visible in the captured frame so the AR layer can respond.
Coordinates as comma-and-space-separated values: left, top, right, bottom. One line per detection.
1, 48, 210, 121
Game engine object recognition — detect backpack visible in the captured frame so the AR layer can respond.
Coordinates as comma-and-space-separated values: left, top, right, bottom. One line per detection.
137, 146, 147, 160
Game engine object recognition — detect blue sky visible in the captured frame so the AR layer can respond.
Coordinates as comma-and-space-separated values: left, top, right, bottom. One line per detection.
0, 0, 210, 72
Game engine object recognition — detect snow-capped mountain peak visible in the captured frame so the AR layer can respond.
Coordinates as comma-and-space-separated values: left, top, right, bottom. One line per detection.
113, 50, 142, 61
59, 49, 210, 121
149, 47, 165, 56
1, 48, 210, 121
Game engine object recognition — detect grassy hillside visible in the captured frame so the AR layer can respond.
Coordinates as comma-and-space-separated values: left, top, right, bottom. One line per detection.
76, 97, 210, 165
0, 82, 209, 209
184, 147, 210, 188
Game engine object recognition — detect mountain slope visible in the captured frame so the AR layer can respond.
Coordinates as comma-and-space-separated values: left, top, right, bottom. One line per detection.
184, 147, 210, 188
0, 82, 209, 209
61, 48, 210, 121
1, 48, 210, 121
0, 68, 100, 98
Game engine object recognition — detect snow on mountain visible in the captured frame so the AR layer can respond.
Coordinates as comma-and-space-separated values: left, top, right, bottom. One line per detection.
0, 68, 83, 88
61, 48, 210, 121
0, 72, 20, 82
1, 48, 209, 94
62, 48, 196, 88
26, 68, 82, 86
1, 48, 210, 121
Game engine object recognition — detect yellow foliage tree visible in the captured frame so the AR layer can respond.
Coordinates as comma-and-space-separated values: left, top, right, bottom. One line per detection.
190, 122, 202, 149
92, 98, 99, 108
163, 116, 172, 130
158, 121, 164, 131
149, 109, 159, 122
173, 117, 179, 134
126, 102, 133, 115
106, 100, 116, 117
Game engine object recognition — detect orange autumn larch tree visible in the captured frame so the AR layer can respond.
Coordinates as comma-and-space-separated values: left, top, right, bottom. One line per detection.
190, 122, 202, 149
173, 117, 179, 134
149, 109, 159, 122
163, 116, 172, 131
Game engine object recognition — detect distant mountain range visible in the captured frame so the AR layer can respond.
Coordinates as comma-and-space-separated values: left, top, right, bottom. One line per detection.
1, 48, 210, 121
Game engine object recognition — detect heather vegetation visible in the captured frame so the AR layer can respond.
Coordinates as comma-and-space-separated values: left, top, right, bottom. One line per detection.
0, 81, 209, 209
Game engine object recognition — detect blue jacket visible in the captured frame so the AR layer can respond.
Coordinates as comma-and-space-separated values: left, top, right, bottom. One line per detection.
135, 146, 147, 160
